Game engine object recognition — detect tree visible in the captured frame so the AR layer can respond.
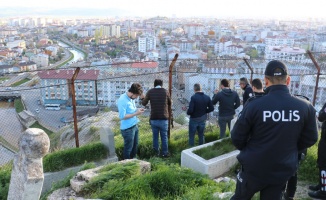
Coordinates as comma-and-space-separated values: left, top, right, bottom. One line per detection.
248, 49, 259, 58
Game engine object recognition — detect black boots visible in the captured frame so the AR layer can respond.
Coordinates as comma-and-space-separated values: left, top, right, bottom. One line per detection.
308, 169, 326, 199
308, 191, 326, 199
309, 184, 321, 191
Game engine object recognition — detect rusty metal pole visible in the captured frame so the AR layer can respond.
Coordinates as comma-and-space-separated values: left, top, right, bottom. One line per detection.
168, 54, 179, 139
243, 58, 253, 83
307, 50, 321, 106
71, 67, 80, 147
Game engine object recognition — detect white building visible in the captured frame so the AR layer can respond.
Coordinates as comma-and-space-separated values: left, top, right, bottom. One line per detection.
30, 53, 49, 67
184, 24, 205, 38
138, 35, 156, 53
6, 40, 26, 49
77, 29, 88, 37
265, 46, 305, 62
214, 41, 232, 54
265, 36, 295, 47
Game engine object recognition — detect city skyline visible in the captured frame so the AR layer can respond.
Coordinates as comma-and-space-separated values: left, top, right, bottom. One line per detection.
1, 0, 326, 20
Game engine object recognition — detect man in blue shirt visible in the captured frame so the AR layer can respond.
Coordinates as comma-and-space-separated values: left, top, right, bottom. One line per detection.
187, 83, 214, 146
117, 83, 145, 159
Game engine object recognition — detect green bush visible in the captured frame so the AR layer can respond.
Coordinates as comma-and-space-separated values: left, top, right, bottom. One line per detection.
14, 98, 24, 113
82, 161, 232, 200
174, 114, 187, 125
0, 164, 12, 200
43, 142, 107, 172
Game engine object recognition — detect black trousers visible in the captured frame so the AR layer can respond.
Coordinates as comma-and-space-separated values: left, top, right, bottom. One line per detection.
231, 171, 286, 200
317, 130, 326, 168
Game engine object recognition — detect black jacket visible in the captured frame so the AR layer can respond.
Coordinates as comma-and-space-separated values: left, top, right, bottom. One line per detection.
318, 103, 326, 140
231, 85, 318, 184
212, 88, 240, 117
242, 84, 253, 105
187, 92, 214, 119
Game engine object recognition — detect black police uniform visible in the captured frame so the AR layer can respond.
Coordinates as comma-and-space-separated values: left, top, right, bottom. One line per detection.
242, 84, 253, 105
308, 102, 326, 199
231, 85, 318, 200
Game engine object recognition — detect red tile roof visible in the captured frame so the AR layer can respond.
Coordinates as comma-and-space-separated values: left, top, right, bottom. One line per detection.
131, 62, 158, 68
38, 69, 100, 80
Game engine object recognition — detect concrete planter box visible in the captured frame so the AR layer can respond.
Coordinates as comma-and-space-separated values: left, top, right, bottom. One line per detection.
181, 138, 240, 178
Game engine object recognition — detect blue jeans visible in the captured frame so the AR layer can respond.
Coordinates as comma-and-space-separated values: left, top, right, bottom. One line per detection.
218, 115, 234, 139
188, 118, 206, 146
121, 125, 138, 159
150, 120, 168, 155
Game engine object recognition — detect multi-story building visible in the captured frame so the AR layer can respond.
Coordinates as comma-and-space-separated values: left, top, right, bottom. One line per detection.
184, 24, 205, 38
265, 36, 295, 47
265, 46, 305, 62
6, 40, 26, 49
17, 61, 37, 72
30, 53, 49, 67
214, 41, 232, 54
138, 35, 156, 53
77, 29, 89, 37
102, 24, 121, 38
169, 38, 196, 52
38, 69, 100, 106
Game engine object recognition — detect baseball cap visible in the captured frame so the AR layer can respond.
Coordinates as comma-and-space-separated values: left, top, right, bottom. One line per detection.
264, 60, 288, 76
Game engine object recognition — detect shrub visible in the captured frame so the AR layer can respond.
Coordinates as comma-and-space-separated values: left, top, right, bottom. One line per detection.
0, 163, 12, 200
174, 114, 187, 125
82, 161, 230, 200
43, 142, 107, 172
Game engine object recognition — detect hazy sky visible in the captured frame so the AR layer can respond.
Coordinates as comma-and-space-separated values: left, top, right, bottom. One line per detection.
2, 0, 326, 19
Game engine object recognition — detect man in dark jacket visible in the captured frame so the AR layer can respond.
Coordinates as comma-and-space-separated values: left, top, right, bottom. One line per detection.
308, 102, 326, 199
240, 77, 253, 105
187, 83, 214, 146
231, 60, 318, 200
212, 79, 240, 139
141, 79, 171, 157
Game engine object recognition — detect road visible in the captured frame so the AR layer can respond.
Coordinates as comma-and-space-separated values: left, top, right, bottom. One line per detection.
21, 88, 73, 131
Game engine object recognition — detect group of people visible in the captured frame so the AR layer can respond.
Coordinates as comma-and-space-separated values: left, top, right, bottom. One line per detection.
116, 60, 325, 199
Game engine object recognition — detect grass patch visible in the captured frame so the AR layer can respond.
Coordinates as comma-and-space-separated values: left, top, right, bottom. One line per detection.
14, 98, 24, 113
193, 137, 236, 160
10, 78, 30, 87
81, 160, 235, 200
0, 163, 12, 200
43, 142, 107, 172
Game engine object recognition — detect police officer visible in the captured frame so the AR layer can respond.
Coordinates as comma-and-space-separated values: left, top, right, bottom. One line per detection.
239, 77, 253, 105
231, 60, 318, 200
308, 102, 326, 199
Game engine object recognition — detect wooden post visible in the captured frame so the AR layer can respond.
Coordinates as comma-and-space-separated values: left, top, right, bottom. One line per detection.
168, 54, 178, 139
71, 67, 80, 147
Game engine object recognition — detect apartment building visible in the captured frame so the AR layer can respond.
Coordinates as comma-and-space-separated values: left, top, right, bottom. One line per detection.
184, 24, 205, 38
169, 38, 196, 52
138, 35, 156, 53
17, 61, 37, 72
30, 53, 49, 67
265, 46, 305, 62
265, 36, 295, 47
6, 40, 26, 49
38, 69, 100, 106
